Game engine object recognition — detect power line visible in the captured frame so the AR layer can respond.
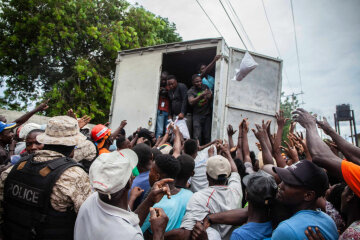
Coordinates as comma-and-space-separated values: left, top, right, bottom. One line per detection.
224, 0, 256, 51
218, 0, 248, 50
195, 0, 224, 39
290, 0, 305, 104
261, 0, 293, 90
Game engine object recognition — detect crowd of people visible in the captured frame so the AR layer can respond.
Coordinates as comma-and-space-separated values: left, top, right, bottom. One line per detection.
0, 74, 359, 240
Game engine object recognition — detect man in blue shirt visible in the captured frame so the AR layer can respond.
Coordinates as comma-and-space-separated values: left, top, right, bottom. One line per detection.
142, 154, 193, 234
198, 55, 222, 92
230, 171, 277, 240
271, 160, 338, 240
130, 143, 153, 210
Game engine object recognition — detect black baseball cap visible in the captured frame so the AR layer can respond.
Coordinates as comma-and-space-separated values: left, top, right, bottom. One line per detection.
243, 171, 278, 205
273, 160, 329, 197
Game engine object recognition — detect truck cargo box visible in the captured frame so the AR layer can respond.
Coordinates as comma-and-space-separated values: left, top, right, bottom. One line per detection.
110, 38, 282, 152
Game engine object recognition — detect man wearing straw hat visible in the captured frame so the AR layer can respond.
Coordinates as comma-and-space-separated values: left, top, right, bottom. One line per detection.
0, 116, 91, 239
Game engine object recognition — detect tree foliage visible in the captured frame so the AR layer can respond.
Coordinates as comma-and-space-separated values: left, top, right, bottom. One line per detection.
0, 0, 181, 123
280, 92, 300, 142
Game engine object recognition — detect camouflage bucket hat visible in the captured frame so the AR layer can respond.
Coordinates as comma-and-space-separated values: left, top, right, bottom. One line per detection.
36, 116, 86, 146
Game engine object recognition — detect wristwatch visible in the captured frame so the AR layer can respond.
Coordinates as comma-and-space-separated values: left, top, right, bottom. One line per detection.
206, 214, 213, 225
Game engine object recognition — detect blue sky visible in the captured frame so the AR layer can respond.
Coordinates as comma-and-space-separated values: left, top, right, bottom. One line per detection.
129, 0, 360, 141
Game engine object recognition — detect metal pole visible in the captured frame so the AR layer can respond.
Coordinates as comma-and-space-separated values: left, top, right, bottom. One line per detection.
352, 110, 358, 147
334, 114, 338, 133
350, 119, 354, 145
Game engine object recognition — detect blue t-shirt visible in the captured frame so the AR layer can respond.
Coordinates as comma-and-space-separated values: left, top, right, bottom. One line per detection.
271, 210, 338, 240
130, 171, 150, 209
198, 74, 215, 92
230, 221, 272, 240
141, 188, 193, 233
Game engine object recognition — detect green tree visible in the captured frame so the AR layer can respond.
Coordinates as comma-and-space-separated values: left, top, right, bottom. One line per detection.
0, 0, 181, 123
280, 92, 300, 142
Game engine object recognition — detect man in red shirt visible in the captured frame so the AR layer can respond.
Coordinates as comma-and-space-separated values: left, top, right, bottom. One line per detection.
155, 71, 170, 138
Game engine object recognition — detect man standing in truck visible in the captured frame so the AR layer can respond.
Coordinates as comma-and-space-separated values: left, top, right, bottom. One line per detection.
188, 74, 212, 145
167, 75, 188, 122
198, 55, 222, 92
155, 71, 170, 139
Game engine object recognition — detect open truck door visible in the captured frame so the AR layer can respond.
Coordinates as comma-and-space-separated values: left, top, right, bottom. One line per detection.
109, 51, 163, 133
223, 48, 283, 152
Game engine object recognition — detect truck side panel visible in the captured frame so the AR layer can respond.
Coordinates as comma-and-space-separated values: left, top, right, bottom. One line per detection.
110, 52, 162, 132
223, 49, 282, 153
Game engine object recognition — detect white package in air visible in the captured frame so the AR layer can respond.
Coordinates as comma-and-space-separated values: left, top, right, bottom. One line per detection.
235, 51, 258, 81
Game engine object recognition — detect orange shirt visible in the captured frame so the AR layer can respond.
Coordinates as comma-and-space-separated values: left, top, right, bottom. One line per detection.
341, 160, 360, 197
99, 148, 110, 155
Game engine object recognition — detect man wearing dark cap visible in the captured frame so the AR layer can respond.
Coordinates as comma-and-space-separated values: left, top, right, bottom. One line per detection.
230, 171, 277, 240
271, 160, 338, 240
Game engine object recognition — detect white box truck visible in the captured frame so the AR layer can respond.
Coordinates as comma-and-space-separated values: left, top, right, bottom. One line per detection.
109, 38, 282, 152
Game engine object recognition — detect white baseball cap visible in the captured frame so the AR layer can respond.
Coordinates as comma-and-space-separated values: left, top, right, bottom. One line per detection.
89, 149, 138, 195
206, 155, 231, 180
19, 123, 41, 139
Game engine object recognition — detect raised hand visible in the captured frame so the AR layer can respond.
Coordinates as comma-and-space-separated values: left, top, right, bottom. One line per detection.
148, 178, 174, 204
227, 124, 237, 137
281, 137, 299, 163
288, 133, 304, 155
67, 109, 77, 119
129, 186, 144, 201
120, 120, 127, 129
292, 108, 317, 129
252, 123, 267, 141
78, 115, 91, 129
276, 110, 289, 127
242, 118, 250, 133
36, 99, 50, 112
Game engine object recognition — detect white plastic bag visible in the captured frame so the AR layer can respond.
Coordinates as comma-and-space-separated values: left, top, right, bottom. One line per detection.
167, 117, 190, 139
234, 51, 258, 81
174, 118, 190, 139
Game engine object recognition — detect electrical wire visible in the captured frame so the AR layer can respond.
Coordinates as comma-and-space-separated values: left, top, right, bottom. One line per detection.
290, 0, 304, 104
261, 0, 292, 90
224, 0, 256, 51
218, 0, 248, 50
195, 0, 224, 39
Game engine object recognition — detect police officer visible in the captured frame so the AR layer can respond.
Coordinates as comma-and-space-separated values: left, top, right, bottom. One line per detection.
0, 116, 91, 239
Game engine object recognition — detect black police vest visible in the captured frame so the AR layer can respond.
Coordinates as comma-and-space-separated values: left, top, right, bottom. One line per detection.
3, 154, 82, 240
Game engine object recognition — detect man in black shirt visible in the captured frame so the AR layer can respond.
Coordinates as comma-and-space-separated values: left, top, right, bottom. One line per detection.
187, 74, 212, 145
167, 75, 188, 120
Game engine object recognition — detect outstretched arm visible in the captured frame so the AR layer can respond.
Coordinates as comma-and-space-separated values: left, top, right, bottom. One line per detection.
199, 55, 221, 79
252, 122, 274, 165
220, 142, 238, 173
272, 111, 288, 167
292, 108, 343, 179
318, 117, 360, 165
14, 99, 49, 127
227, 124, 237, 152
205, 208, 248, 226
235, 121, 243, 161
172, 126, 181, 158
110, 120, 127, 140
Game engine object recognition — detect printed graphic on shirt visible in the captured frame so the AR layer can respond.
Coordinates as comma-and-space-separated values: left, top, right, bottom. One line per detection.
196, 91, 208, 107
